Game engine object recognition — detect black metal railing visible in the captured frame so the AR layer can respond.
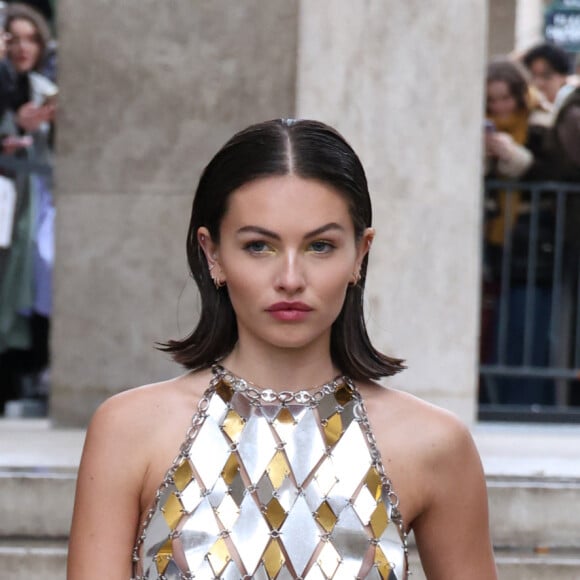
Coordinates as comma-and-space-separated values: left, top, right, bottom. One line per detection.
0, 153, 52, 175
479, 179, 580, 423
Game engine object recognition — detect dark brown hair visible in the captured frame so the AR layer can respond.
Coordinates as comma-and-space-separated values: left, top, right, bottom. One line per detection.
4, 3, 51, 70
161, 119, 405, 380
486, 59, 530, 114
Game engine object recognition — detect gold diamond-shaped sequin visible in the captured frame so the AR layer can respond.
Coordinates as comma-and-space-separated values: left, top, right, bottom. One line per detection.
315, 500, 337, 532
317, 541, 341, 577
323, 412, 343, 446
267, 451, 290, 489
273, 407, 296, 442
215, 380, 233, 403
207, 537, 231, 576
221, 453, 240, 486
222, 409, 245, 442
334, 383, 353, 406
370, 501, 389, 538
265, 497, 287, 529
275, 407, 295, 425
173, 458, 194, 492
161, 492, 183, 530
262, 539, 285, 578
366, 466, 382, 501
154, 537, 173, 575
375, 544, 393, 579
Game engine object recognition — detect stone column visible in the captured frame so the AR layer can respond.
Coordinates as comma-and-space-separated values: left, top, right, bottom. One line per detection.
51, 0, 298, 426
488, 0, 517, 57
515, 0, 545, 52
297, 0, 487, 422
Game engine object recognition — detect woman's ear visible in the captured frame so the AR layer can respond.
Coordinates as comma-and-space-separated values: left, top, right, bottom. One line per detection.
197, 227, 220, 272
354, 227, 375, 274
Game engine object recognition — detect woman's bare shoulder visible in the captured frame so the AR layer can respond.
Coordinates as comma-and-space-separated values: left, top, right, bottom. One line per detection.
357, 380, 482, 527
358, 380, 476, 471
86, 368, 214, 446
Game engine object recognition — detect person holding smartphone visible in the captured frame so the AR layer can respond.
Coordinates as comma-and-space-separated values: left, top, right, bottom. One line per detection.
0, 2, 57, 414
481, 58, 557, 409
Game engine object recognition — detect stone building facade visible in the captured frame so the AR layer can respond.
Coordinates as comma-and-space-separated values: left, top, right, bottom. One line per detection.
51, 0, 486, 426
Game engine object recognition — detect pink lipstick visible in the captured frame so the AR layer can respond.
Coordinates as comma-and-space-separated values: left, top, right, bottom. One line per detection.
266, 301, 313, 322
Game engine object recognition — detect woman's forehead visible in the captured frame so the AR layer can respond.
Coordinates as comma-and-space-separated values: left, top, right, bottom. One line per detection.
223, 175, 353, 230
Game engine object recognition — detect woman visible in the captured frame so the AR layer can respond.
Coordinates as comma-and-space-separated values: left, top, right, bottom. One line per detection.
0, 3, 56, 410
484, 58, 550, 182
482, 59, 555, 407
68, 119, 497, 579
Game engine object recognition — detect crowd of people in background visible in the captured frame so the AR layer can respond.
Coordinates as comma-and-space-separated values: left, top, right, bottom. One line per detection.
482, 42, 580, 410
0, 2, 577, 416
0, 1, 56, 415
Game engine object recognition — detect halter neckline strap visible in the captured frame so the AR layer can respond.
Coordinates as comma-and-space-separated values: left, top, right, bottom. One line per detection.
211, 363, 353, 404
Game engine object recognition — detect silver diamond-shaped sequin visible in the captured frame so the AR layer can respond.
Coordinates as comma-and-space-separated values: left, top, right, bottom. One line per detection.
141, 506, 172, 574
206, 388, 229, 426
330, 504, 369, 577
179, 478, 202, 513
221, 559, 243, 580
354, 483, 379, 526
188, 415, 230, 489
237, 412, 278, 484
180, 498, 220, 572
159, 560, 181, 580
279, 494, 321, 575
276, 565, 296, 580
330, 420, 371, 501
230, 493, 271, 573
276, 472, 299, 512
207, 474, 228, 509
283, 409, 326, 485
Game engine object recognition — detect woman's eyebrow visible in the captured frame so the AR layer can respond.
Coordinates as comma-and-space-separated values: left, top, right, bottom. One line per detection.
304, 223, 345, 238
236, 222, 345, 240
236, 226, 281, 240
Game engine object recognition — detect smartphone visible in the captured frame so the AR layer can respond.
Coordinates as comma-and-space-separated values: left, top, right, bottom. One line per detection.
41, 87, 59, 106
484, 119, 496, 133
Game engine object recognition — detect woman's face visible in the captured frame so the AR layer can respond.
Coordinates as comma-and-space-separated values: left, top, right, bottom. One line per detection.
7, 18, 41, 73
487, 80, 518, 118
199, 175, 373, 353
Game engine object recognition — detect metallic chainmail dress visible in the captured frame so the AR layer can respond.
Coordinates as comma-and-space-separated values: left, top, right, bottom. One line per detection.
132, 366, 408, 579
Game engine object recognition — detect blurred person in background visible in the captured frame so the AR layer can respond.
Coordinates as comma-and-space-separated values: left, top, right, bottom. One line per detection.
523, 43, 580, 407
481, 58, 554, 407
522, 43, 580, 181
0, 2, 56, 413
484, 58, 551, 181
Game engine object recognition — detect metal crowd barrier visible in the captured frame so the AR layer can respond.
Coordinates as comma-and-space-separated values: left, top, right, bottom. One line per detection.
479, 179, 580, 423
0, 153, 52, 175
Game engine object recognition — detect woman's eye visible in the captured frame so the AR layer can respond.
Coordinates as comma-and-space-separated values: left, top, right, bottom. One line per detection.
244, 240, 272, 254
309, 240, 335, 254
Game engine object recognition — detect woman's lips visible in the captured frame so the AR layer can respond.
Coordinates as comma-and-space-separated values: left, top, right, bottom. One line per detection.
266, 302, 313, 322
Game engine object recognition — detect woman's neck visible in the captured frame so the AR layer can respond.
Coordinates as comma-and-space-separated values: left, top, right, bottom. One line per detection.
221, 338, 340, 393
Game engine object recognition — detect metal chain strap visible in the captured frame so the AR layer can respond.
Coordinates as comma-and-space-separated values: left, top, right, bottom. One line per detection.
131, 374, 219, 567
215, 365, 346, 406
346, 378, 408, 548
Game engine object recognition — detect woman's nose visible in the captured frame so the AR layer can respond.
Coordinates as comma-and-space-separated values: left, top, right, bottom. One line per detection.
274, 252, 306, 294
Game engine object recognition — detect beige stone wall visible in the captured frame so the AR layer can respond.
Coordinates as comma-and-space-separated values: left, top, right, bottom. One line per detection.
488, 0, 517, 57
297, 0, 487, 421
52, 0, 488, 426
51, 1, 299, 425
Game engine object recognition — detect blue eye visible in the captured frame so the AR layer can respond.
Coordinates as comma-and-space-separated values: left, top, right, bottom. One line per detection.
309, 240, 335, 253
244, 240, 271, 254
